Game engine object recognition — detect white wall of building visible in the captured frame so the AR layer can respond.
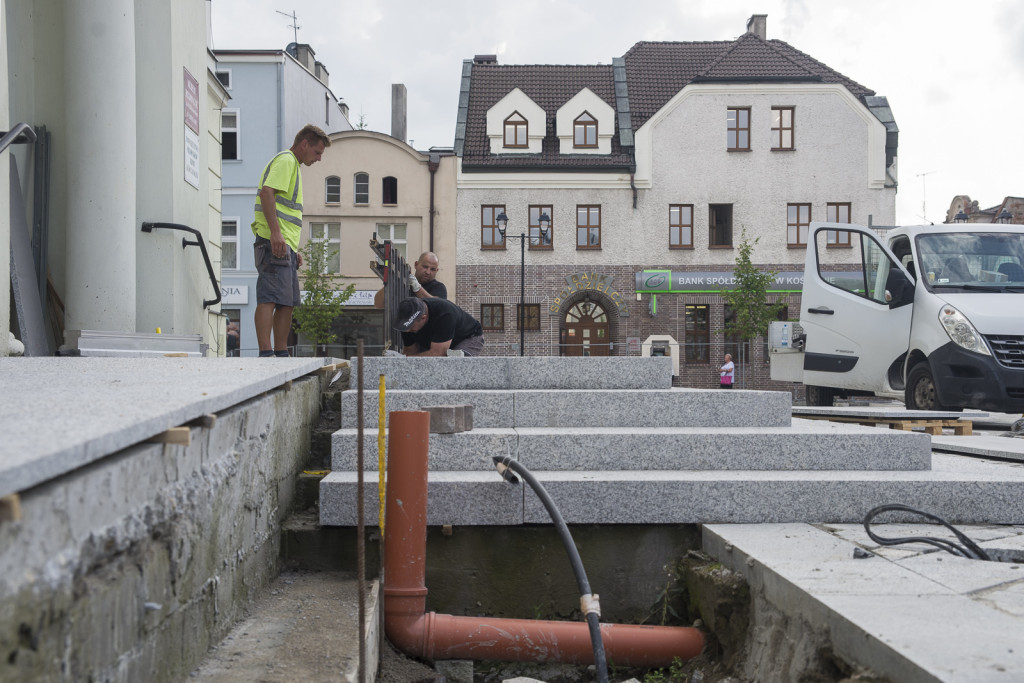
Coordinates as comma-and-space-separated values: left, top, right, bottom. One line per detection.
4, 0, 228, 353
457, 81, 896, 273
636, 83, 896, 267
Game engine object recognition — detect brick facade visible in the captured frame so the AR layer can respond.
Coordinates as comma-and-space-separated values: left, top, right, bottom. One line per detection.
458, 262, 803, 394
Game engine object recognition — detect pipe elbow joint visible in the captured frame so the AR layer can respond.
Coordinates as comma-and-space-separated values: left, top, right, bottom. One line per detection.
384, 610, 429, 657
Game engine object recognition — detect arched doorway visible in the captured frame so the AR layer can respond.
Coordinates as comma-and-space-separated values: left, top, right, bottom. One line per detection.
560, 299, 610, 356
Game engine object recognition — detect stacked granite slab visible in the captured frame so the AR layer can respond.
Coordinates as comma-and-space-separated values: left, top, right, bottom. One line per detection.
319, 356, 1024, 527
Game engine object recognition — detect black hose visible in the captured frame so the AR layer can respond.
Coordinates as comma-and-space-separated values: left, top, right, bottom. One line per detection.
863, 504, 991, 561
492, 456, 608, 683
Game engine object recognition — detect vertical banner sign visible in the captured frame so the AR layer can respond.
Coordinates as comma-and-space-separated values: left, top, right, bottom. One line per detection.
183, 67, 200, 189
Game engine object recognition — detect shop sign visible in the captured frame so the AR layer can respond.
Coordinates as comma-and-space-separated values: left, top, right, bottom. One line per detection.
299, 289, 375, 305
221, 285, 248, 304
344, 290, 378, 306
635, 270, 804, 293
550, 271, 629, 317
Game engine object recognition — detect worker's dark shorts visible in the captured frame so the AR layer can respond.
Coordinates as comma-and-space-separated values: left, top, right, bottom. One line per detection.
254, 236, 301, 307
452, 334, 485, 357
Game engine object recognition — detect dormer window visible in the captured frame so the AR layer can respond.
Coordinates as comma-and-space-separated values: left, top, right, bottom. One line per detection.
504, 112, 528, 148
574, 112, 597, 148
556, 89, 613, 155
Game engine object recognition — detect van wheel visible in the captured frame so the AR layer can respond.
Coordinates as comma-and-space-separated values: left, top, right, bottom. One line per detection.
806, 385, 834, 406
905, 363, 946, 411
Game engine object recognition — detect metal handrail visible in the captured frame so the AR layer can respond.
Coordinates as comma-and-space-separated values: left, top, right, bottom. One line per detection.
0, 123, 36, 155
140, 222, 221, 308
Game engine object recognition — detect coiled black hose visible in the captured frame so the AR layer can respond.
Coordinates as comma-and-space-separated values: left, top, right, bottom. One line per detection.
863, 503, 991, 561
492, 455, 608, 683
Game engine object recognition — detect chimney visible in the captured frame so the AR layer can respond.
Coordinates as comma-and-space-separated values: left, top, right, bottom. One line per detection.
315, 61, 329, 87
391, 84, 408, 144
293, 44, 315, 70
746, 14, 767, 40
473, 54, 498, 65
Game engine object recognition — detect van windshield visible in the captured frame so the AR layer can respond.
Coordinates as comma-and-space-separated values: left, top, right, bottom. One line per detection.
916, 232, 1024, 291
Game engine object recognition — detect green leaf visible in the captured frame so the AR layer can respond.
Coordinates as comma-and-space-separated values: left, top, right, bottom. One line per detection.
291, 239, 354, 348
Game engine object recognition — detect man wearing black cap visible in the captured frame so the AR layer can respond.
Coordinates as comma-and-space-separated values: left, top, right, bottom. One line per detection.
394, 297, 484, 357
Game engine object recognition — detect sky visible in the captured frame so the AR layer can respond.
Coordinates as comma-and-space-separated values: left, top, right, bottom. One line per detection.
210, 0, 1023, 226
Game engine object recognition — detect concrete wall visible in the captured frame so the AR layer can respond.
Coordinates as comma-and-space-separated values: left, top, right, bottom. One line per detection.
0, 377, 319, 682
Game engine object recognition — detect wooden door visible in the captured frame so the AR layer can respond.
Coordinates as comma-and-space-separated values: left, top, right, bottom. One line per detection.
562, 301, 609, 356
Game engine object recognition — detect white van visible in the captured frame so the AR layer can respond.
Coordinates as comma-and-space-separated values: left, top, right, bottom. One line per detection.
770, 221, 1024, 412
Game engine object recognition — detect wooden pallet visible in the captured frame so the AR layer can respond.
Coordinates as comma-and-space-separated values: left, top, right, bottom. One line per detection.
797, 414, 973, 436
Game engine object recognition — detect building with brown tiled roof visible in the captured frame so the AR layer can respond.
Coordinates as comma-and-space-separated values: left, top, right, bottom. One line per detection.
454, 14, 898, 389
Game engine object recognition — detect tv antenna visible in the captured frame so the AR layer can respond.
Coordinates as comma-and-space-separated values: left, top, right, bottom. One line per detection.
916, 170, 936, 223
276, 9, 300, 44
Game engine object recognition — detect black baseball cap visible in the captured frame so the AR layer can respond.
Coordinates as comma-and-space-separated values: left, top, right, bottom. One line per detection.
393, 298, 427, 331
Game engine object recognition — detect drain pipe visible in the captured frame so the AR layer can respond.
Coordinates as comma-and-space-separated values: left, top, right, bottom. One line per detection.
382, 411, 705, 667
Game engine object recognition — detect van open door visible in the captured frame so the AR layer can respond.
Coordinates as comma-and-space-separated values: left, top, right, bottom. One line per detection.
800, 223, 915, 394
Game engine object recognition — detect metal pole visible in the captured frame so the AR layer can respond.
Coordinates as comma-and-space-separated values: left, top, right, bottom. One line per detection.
519, 234, 526, 356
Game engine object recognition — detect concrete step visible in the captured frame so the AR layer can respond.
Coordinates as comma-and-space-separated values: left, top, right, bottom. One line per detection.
701, 523, 1024, 682
331, 422, 933, 472
341, 388, 791, 429
349, 355, 673, 390
320, 454, 1024, 526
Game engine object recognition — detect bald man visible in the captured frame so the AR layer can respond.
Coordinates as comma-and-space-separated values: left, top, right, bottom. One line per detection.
374, 251, 447, 308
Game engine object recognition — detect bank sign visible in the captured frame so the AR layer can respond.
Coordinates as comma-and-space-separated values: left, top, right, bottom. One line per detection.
635, 270, 804, 293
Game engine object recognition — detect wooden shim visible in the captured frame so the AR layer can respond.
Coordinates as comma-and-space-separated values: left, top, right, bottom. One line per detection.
0, 494, 22, 522
188, 414, 217, 429
146, 427, 191, 445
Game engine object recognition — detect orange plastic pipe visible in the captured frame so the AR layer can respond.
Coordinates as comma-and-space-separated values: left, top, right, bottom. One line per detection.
382, 411, 704, 668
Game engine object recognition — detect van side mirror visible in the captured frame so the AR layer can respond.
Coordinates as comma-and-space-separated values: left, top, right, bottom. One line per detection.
885, 268, 914, 308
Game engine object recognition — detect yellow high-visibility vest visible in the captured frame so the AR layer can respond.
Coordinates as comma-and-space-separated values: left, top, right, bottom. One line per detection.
251, 150, 303, 252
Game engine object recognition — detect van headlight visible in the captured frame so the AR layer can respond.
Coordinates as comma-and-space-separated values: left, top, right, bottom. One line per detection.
938, 304, 990, 356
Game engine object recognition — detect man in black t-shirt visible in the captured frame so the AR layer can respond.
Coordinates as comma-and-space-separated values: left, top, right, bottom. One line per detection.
394, 297, 484, 357
374, 252, 447, 308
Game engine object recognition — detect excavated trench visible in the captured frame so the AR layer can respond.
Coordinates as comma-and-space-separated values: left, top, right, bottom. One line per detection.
281, 390, 885, 683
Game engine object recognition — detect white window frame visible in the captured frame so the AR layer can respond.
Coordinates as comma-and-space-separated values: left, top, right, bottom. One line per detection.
354, 172, 369, 205
221, 217, 239, 270
325, 176, 341, 204
221, 108, 240, 161
310, 222, 342, 274
376, 223, 408, 260
215, 69, 232, 90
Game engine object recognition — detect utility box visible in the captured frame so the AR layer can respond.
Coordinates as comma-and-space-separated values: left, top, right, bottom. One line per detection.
641, 334, 679, 377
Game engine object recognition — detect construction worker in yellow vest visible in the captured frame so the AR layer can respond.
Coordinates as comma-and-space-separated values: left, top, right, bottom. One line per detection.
251, 124, 330, 357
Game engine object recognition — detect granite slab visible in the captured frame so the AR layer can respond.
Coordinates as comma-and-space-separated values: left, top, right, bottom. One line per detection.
931, 434, 1024, 463
0, 357, 325, 498
793, 406, 986, 420
703, 522, 1024, 682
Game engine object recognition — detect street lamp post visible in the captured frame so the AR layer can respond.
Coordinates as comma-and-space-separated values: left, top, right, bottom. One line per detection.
497, 210, 550, 356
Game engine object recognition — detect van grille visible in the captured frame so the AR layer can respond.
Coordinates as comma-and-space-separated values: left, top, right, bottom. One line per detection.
986, 335, 1024, 369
